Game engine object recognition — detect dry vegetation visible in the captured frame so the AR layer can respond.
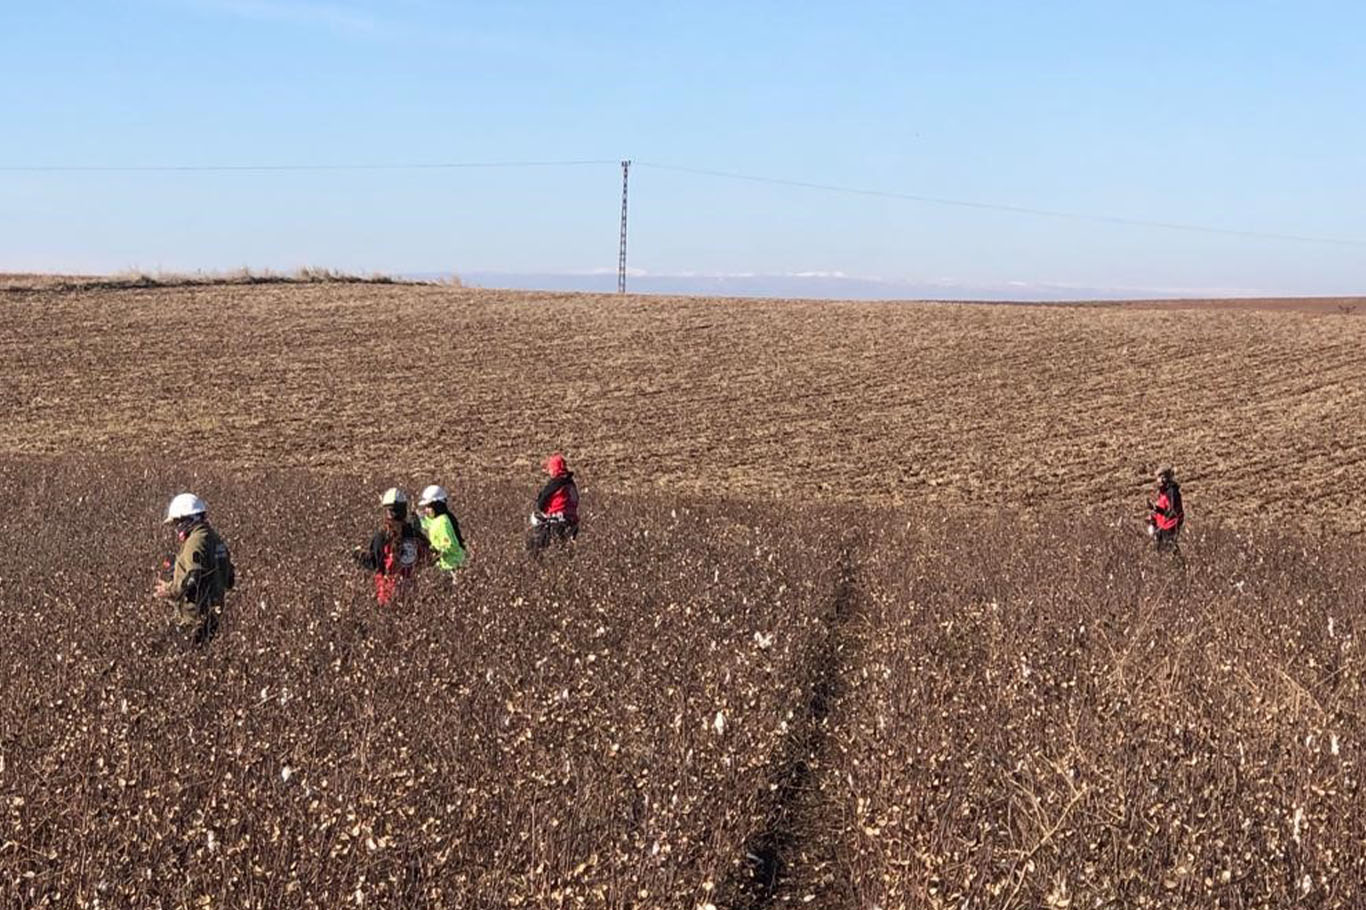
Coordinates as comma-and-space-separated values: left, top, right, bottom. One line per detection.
4, 457, 1363, 908
1, 456, 847, 908
2, 280, 1364, 908
0, 268, 420, 293
793, 516, 1366, 908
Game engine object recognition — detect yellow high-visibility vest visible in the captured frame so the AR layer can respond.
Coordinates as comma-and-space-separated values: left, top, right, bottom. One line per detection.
421, 513, 466, 571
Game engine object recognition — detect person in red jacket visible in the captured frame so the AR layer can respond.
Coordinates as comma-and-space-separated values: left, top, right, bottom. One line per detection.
1146, 466, 1184, 550
353, 488, 425, 604
528, 453, 579, 553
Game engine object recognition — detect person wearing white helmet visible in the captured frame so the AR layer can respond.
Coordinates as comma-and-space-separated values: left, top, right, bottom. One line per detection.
417, 484, 468, 578
352, 488, 425, 605
153, 492, 235, 646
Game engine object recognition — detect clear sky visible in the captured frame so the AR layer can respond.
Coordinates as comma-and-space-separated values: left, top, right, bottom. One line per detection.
2, 0, 1363, 296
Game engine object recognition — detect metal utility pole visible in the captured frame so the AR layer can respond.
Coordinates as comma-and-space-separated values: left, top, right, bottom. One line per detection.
617, 159, 631, 294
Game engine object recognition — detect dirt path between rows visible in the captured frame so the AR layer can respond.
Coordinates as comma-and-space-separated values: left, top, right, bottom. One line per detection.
719, 539, 866, 908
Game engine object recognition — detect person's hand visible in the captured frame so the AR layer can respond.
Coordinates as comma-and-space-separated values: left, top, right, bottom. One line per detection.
153, 578, 171, 599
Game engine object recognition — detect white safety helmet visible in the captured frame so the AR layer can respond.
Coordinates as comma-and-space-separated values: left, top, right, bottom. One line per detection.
164, 492, 207, 524
380, 487, 408, 507
417, 484, 448, 507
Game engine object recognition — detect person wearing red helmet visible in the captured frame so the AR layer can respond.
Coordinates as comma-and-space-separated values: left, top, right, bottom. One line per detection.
528, 453, 579, 552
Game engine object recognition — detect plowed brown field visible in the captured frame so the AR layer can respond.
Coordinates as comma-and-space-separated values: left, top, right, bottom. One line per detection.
2, 281, 1363, 533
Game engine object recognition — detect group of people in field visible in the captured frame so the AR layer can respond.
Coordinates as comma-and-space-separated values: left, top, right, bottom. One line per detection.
152, 453, 580, 647
153, 458, 1179, 649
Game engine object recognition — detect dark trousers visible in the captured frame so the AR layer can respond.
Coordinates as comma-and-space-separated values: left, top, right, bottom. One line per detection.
527, 521, 578, 553
175, 602, 222, 647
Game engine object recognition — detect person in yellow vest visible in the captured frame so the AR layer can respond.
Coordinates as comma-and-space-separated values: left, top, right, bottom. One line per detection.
417, 484, 468, 581
153, 493, 235, 647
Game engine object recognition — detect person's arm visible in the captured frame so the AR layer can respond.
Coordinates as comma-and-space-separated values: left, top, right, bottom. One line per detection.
162, 541, 208, 602
354, 531, 384, 572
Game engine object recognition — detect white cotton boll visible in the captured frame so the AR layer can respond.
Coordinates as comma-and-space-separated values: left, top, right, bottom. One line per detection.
281, 766, 293, 782
713, 711, 726, 736
753, 631, 773, 649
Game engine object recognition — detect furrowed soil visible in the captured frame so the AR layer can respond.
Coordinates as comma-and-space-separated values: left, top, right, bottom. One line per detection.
3, 281, 1366, 908
1, 283, 1363, 534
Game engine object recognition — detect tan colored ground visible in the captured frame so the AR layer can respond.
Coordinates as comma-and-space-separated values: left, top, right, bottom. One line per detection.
1108, 295, 1365, 315
2, 281, 1363, 533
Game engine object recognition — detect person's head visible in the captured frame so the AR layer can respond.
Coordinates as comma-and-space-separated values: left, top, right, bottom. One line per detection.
1157, 465, 1175, 484
163, 492, 207, 537
417, 484, 448, 517
381, 487, 408, 522
543, 453, 568, 477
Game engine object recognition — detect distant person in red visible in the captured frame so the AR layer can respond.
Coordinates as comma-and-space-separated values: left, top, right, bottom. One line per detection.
353, 488, 425, 604
528, 453, 580, 552
1146, 466, 1185, 550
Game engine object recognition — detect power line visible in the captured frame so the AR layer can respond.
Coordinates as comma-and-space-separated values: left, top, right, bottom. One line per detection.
0, 159, 618, 173
634, 160, 1366, 249
4, 154, 1361, 249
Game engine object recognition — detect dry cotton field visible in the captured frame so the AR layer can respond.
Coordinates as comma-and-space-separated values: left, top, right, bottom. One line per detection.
3, 456, 1364, 908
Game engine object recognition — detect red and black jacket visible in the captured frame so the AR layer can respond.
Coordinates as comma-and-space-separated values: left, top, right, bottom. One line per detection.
356, 519, 425, 605
1150, 481, 1184, 532
536, 471, 579, 525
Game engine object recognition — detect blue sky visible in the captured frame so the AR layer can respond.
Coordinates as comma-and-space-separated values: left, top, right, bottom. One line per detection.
2, 0, 1363, 296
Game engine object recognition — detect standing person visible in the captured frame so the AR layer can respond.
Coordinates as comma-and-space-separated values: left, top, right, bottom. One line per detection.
417, 484, 468, 580
528, 453, 579, 553
153, 493, 235, 647
353, 488, 424, 605
1147, 466, 1185, 550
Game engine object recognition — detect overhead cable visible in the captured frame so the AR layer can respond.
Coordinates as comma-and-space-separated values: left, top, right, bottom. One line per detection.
634, 160, 1366, 248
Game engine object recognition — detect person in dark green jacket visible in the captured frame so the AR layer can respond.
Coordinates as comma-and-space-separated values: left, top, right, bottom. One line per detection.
153, 493, 235, 647
417, 484, 467, 580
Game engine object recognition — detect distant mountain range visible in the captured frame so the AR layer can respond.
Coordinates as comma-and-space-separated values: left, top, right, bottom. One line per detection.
420, 271, 1269, 302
